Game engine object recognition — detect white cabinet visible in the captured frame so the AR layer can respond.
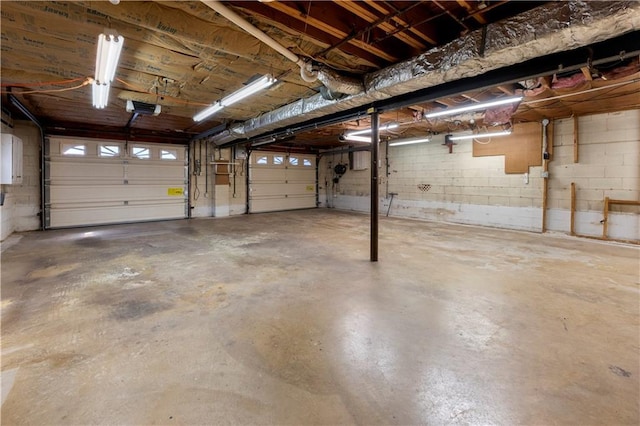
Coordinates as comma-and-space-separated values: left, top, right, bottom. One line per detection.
1, 134, 23, 184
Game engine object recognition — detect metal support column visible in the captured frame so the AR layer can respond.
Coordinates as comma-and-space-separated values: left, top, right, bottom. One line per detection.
370, 108, 379, 262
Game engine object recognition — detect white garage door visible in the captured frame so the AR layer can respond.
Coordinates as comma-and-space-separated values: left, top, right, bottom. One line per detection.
45, 137, 187, 228
249, 151, 316, 213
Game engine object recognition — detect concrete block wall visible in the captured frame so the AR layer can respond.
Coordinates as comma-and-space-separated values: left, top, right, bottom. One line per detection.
547, 110, 640, 240
1, 120, 41, 241
189, 143, 247, 218
319, 129, 544, 232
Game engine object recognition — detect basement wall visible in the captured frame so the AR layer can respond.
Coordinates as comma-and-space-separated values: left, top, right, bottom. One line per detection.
320, 109, 639, 240
189, 143, 246, 218
0, 120, 41, 241
320, 129, 544, 232
547, 110, 640, 240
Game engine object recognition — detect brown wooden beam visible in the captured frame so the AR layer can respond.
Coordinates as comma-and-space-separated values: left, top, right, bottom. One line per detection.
262, 2, 397, 62
456, 0, 487, 24
364, 0, 438, 46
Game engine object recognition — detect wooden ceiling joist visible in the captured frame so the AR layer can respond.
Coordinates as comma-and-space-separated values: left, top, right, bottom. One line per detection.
261, 1, 397, 62
363, 0, 438, 46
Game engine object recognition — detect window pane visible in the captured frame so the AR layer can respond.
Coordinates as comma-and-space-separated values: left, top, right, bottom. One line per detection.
303, 158, 312, 166
161, 149, 177, 160
274, 156, 284, 165
62, 144, 86, 156
99, 145, 120, 157
256, 156, 268, 164
132, 147, 150, 159
289, 156, 298, 166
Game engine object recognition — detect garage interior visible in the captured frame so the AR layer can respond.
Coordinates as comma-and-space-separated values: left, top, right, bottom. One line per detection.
1, 1, 639, 424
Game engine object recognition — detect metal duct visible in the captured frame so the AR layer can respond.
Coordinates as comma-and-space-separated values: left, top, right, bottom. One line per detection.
209, 1, 640, 145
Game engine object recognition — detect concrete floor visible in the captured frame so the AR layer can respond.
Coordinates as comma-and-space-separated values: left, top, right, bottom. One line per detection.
1, 209, 639, 425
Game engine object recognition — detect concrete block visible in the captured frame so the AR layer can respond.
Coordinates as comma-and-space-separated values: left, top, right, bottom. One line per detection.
622, 178, 640, 191
623, 153, 639, 167
605, 165, 639, 178
606, 110, 640, 131
587, 177, 623, 190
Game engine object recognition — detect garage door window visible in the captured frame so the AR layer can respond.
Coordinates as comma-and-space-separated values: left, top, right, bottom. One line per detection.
274, 156, 284, 165
99, 145, 120, 157
289, 156, 298, 166
161, 149, 177, 160
62, 143, 86, 156
256, 156, 268, 165
132, 146, 151, 159
303, 158, 312, 166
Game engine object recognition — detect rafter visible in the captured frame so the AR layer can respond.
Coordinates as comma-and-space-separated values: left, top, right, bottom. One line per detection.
261, 2, 397, 62
364, 0, 438, 45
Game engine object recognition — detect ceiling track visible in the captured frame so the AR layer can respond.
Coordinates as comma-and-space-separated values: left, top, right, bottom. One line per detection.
220, 31, 640, 149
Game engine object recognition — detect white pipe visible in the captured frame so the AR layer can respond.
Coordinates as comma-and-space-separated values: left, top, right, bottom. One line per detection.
200, 0, 304, 67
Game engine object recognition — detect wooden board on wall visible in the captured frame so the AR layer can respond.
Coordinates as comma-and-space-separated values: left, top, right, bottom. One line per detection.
473, 122, 542, 173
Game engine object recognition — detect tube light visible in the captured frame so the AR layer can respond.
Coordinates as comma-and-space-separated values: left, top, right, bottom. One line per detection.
388, 136, 431, 146
95, 31, 124, 85
425, 96, 522, 119
193, 74, 276, 122
448, 130, 512, 141
346, 123, 399, 136
92, 31, 124, 109
92, 82, 110, 109
343, 134, 375, 142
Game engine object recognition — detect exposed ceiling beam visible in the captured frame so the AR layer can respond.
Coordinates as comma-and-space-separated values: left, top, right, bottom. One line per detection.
261, 1, 397, 62
364, 0, 438, 45
332, 0, 427, 51
457, 0, 487, 24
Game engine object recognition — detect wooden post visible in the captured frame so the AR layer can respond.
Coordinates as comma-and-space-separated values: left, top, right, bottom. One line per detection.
573, 116, 579, 163
570, 182, 576, 236
602, 197, 610, 239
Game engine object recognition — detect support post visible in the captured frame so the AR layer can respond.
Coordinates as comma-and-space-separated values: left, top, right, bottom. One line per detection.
602, 197, 610, 239
570, 182, 576, 236
573, 116, 579, 163
370, 109, 379, 262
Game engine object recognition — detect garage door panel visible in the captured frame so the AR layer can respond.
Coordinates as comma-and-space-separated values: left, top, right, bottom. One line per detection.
249, 151, 316, 213
50, 162, 124, 179
46, 137, 187, 228
50, 203, 185, 228
49, 184, 184, 203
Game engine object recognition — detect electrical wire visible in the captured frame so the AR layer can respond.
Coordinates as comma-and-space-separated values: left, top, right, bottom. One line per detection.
0, 77, 86, 87
116, 78, 211, 106
1, 78, 92, 95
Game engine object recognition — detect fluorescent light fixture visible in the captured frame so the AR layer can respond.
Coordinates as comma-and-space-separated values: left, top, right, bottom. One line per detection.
448, 130, 512, 141
343, 134, 374, 142
388, 136, 431, 146
93, 31, 124, 109
193, 74, 276, 122
346, 123, 399, 136
425, 96, 522, 119
95, 31, 124, 85
92, 82, 110, 109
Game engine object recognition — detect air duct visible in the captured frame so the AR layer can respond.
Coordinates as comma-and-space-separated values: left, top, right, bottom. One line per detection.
200, 0, 363, 97
208, 1, 640, 145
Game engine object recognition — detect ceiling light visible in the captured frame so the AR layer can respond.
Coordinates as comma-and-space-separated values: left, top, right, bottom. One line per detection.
93, 30, 124, 109
95, 31, 124, 85
193, 74, 276, 122
448, 130, 512, 141
425, 96, 522, 119
388, 136, 431, 146
92, 83, 110, 109
343, 134, 374, 143
346, 123, 399, 136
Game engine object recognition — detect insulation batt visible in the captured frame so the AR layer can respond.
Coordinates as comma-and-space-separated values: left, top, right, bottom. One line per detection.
210, 1, 640, 145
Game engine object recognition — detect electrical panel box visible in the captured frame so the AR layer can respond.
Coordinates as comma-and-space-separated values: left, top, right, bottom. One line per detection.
1, 133, 23, 185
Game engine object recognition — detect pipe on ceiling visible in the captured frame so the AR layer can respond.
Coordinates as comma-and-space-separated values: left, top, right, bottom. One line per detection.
207, 1, 640, 146
200, 0, 363, 96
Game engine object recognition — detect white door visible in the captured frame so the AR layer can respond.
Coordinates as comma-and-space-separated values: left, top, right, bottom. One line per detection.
45, 137, 187, 228
249, 151, 316, 213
